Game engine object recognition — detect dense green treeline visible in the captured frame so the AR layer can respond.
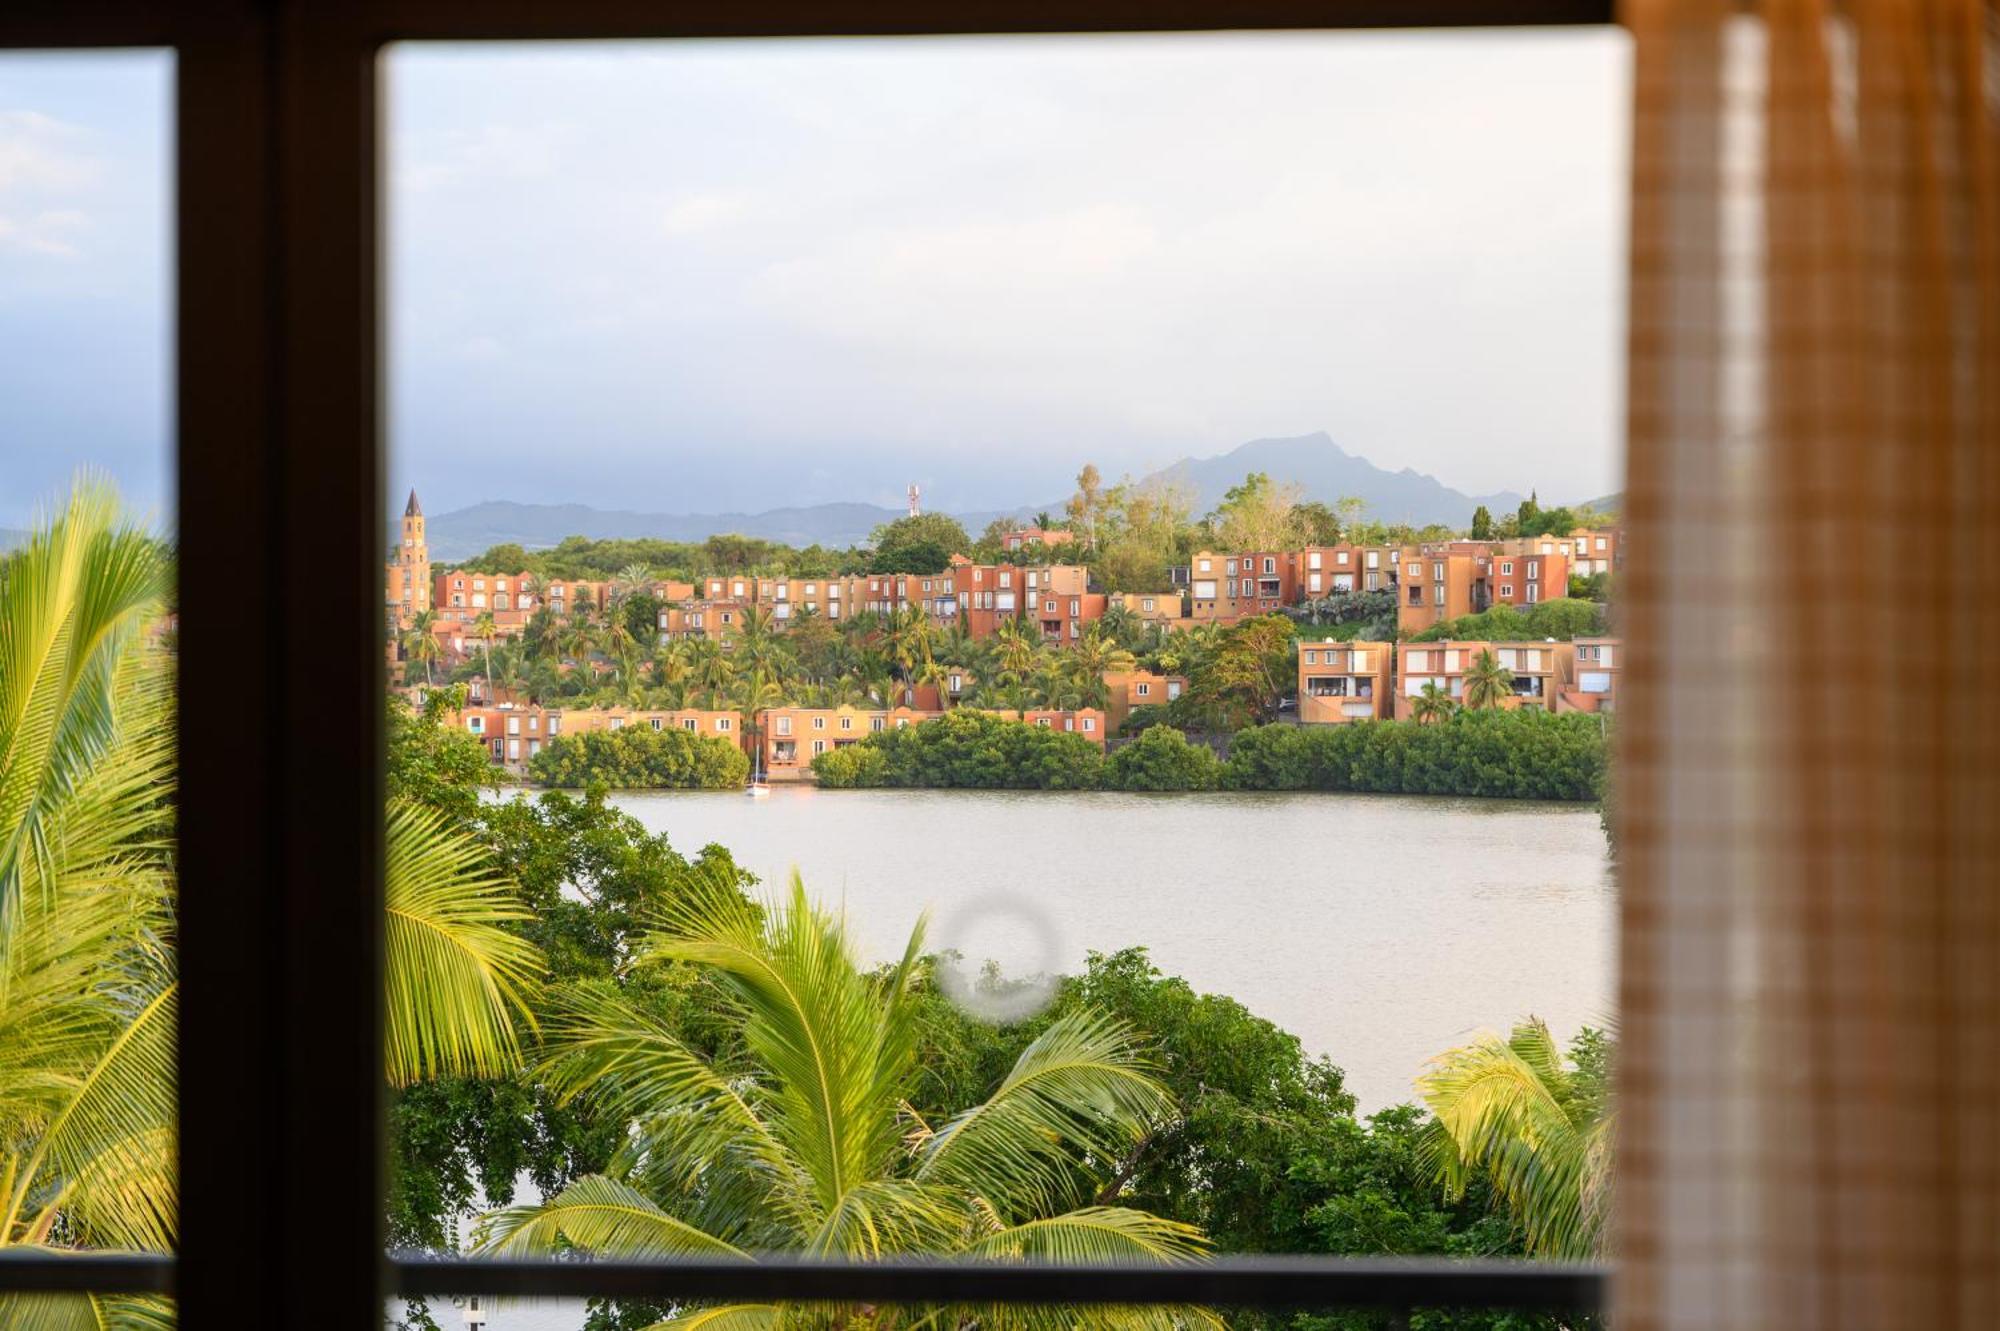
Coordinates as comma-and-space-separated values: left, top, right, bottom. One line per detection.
527, 724, 749, 789
813, 710, 1605, 801
812, 708, 1106, 789
1224, 711, 1606, 801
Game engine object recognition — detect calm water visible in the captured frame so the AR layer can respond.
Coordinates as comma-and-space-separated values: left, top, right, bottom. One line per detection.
607, 786, 1615, 1114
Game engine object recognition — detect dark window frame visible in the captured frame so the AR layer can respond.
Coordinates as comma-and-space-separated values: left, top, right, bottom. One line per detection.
0, 2, 1615, 1323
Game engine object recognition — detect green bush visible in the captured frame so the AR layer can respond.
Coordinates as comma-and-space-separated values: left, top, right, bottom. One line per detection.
529, 724, 748, 789
809, 710, 1104, 789
1105, 726, 1223, 792
1224, 709, 1606, 801
1408, 596, 1604, 643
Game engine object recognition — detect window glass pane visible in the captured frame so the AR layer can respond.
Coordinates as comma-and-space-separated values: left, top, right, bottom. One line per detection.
0, 48, 175, 1325
383, 30, 1625, 1326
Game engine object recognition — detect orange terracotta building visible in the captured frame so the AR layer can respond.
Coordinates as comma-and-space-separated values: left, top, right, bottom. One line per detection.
1394, 639, 1578, 719
1296, 639, 1393, 723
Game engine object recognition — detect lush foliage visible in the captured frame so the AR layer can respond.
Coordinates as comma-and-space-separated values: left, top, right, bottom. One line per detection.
813, 710, 1105, 789
528, 724, 750, 789
1223, 711, 1607, 801
475, 878, 1214, 1331
868, 512, 974, 574
1406, 598, 1605, 644
3, 479, 543, 1331
1419, 1020, 1613, 1259
1104, 726, 1223, 791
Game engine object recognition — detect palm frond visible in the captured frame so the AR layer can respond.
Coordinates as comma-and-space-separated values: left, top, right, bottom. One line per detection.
0, 1290, 176, 1331
635, 1305, 778, 1331
384, 799, 544, 1085
472, 1174, 749, 1260
0, 476, 168, 960
642, 872, 908, 1210
918, 1013, 1170, 1220
1416, 1021, 1608, 1258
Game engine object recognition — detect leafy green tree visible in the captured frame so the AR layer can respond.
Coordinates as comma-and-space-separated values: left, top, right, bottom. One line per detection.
1469, 506, 1494, 540
1460, 651, 1513, 711
869, 513, 972, 574
530, 726, 749, 789
388, 789, 753, 1254
1418, 1020, 1613, 1260
1105, 726, 1222, 791
1223, 712, 1606, 801
477, 878, 1214, 1330
810, 710, 1104, 789
1207, 473, 1305, 551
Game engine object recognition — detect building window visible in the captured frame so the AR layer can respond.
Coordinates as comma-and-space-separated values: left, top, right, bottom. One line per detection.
812, 716, 826, 730
650, 718, 663, 731
841, 717, 853, 731
776, 717, 791, 734
1082, 718, 1095, 732
716, 718, 731, 731
682, 719, 697, 731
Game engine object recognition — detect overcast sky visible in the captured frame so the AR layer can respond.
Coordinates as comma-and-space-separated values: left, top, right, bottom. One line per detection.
3, 31, 1627, 529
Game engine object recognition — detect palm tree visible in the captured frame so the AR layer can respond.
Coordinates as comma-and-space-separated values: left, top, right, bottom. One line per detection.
1461, 649, 1513, 711
734, 669, 785, 778
611, 562, 655, 608
1417, 1018, 1613, 1259
1409, 680, 1456, 724
993, 618, 1037, 681
1, 481, 543, 1326
477, 874, 1213, 1329
402, 606, 444, 685
471, 611, 498, 698
915, 655, 953, 710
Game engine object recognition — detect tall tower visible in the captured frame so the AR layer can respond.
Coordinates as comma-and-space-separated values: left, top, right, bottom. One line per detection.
907, 483, 921, 518
387, 488, 431, 624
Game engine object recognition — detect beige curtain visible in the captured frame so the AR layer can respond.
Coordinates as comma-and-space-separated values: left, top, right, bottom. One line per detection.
1618, 0, 2000, 1327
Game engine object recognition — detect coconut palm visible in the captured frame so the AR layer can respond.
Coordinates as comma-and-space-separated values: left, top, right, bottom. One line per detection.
1460, 650, 1513, 711
477, 873, 1214, 1330
2, 481, 543, 1327
471, 611, 499, 698
611, 562, 655, 608
993, 618, 1038, 681
1409, 681, 1456, 725
1417, 1018, 1613, 1259
735, 669, 786, 777
915, 655, 953, 710
402, 607, 444, 685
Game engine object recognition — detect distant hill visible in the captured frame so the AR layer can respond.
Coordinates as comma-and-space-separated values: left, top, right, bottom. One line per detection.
1133, 432, 1526, 530
1573, 491, 1622, 516
414, 431, 1560, 561
418, 500, 1016, 563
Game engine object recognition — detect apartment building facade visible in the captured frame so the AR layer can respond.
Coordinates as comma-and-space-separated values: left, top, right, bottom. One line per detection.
1394, 639, 1578, 719
1298, 543, 1399, 600
1556, 636, 1621, 713
1188, 550, 1301, 624
1296, 639, 1394, 723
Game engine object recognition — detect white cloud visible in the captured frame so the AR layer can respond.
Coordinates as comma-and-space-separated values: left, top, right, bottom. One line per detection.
0, 208, 89, 257
0, 111, 104, 257
661, 192, 753, 236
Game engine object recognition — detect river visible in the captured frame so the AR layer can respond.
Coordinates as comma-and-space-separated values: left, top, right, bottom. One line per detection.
607, 786, 1615, 1114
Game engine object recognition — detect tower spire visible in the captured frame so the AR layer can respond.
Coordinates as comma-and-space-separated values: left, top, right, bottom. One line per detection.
404, 488, 423, 518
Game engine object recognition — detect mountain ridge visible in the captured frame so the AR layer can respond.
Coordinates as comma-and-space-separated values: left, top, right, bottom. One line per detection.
410, 432, 1590, 562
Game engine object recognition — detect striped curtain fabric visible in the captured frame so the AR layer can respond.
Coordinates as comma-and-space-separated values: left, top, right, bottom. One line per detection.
1617, 1, 2000, 1327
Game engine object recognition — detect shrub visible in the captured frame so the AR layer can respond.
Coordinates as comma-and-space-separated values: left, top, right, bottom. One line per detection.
1223, 709, 1606, 801
1409, 597, 1605, 643
1105, 726, 1223, 792
529, 725, 748, 789
809, 711, 1104, 789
